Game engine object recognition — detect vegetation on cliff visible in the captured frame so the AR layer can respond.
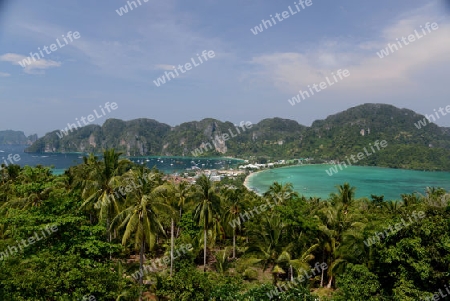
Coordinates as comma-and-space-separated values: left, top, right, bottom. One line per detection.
0, 130, 37, 145
26, 104, 450, 171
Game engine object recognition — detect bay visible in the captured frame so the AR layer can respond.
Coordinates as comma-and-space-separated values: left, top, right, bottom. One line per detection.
246, 164, 450, 200
0, 145, 242, 175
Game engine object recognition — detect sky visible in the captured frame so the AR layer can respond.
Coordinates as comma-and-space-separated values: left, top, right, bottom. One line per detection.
0, 0, 450, 137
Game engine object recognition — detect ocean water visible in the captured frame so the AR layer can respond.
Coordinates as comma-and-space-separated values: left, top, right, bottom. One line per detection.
246, 165, 450, 201
0, 145, 243, 175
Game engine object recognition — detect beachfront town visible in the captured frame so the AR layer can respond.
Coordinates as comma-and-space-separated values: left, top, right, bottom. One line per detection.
165, 158, 314, 184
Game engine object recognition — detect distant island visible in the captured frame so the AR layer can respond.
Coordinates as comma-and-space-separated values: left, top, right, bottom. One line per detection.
0, 130, 37, 145
24, 103, 450, 171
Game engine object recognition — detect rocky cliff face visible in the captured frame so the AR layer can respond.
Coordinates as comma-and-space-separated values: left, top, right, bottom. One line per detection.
23, 104, 450, 171
25, 119, 172, 155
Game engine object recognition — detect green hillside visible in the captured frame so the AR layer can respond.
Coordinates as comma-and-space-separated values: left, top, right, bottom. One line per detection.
25, 103, 450, 170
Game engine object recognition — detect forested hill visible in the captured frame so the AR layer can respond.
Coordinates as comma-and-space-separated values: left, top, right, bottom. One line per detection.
25, 103, 450, 170
0, 130, 37, 145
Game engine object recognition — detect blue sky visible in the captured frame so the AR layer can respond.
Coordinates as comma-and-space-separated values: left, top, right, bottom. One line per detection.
1, 0, 450, 136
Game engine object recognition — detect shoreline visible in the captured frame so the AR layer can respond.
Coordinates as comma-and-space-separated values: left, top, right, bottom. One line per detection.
243, 163, 319, 195
241, 162, 350, 195
243, 163, 450, 200
243, 170, 265, 196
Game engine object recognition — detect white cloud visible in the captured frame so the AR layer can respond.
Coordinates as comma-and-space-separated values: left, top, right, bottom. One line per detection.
0, 53, 61, 74
0, 72, 10, 77
4, 0, 227, 82
247, 4, 450, 98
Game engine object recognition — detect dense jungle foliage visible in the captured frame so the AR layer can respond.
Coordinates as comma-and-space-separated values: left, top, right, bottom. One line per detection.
0, 149, 449, 300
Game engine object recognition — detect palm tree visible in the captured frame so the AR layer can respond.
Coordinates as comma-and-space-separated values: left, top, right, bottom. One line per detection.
314, 197, 361, 288
193, 175, 222, 272
263, 182, 297, 206
171, 181, 194, 238
400, 192, 420, 208
382, 200, 403, 214
111, 168, 170, 301
423, 187, 448, 207
222, 186, 247, 259
214, 246, 232, 274
331, 182, 356, 214
289, 243, 319, 282
153, 181, 191, 276
152, 182, 175, 276
250, 212, 286, 273
340, 223, 371, 267
425, 187, 446, 198
70, 153, 100, 189
80, 149, 130, 243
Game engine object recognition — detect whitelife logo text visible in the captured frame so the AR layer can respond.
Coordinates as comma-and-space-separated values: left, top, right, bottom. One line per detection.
56, 102, 118, 138
18, 31, 81, 68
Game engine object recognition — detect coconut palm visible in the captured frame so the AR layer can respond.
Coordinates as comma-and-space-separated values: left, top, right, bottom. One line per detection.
314, 197, 361, 288
340, 223, 371, 267
382, 200, 403, 214
153, 181, 192, 276
400, 192, 420, 208
170, 181, 194, 238
222, 186, 247, 259
263, 182, 297, 206
80, 149, 131, 243
289, 243, 319, 282
193, 174, 222, 272
111, 168, 170, 301
250, 212, 286, 272
423, 187, 448, 208
331, 182, 356, 214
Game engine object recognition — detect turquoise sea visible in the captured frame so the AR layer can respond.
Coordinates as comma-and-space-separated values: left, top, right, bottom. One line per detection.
246, 165, 450, 201
0, 145, 243, 175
